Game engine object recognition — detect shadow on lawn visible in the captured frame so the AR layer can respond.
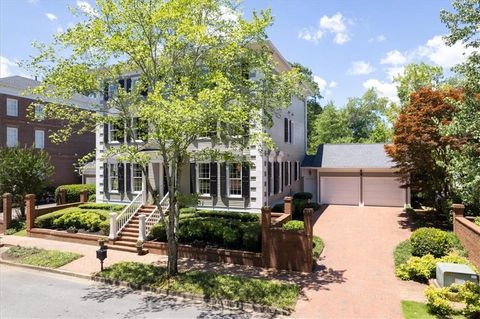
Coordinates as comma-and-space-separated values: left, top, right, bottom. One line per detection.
81, 282, 272, 318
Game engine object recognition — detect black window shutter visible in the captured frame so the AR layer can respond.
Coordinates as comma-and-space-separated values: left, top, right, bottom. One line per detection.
126, 78, 132, 92
103, 163, 108, 193
289, 162, 292, 184
118, 163, 125, 193
285, 162, 289, 186
273, 162, 279, 194
289, 120, 293, 143
190, 163, 196, 193
281, 162, 285, 189
104, 84, 109, 101
294, 162, 298, 181
284, 118, 289, 142
118, 79, 125, 89
210, 162, 218, 196
241, 164, 250, 198
103, 123, 109, 144
163, 165, 168, 195
267, 162, 272, 195
126, 163, 131, 192
220, 163, 227, 196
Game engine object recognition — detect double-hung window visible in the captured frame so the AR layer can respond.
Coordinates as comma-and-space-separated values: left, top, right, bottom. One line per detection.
6, 98, 18, 117
228, 163, 242, 197
197, 163, 210, 195
35, 130, 45, 149
109, 164, 119, 192
6, 127, 18, 147
284, 118, 294, 144
132, 164, 143, 192
108, 123, 123, 142
34, 104, 45, 120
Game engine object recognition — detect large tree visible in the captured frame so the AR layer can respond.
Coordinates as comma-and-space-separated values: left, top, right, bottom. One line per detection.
26, 0, 303, 275
440, 0, 480, 211
385, 87, 464, 217
0, 147, 54, 217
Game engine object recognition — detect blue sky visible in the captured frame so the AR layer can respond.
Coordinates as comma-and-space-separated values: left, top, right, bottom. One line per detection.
0, 0, 472, 106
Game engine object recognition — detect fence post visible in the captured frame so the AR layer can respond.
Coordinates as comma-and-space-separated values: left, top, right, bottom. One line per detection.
79, 190, 88, 203
303, 208, 314, 271
108, 212, 117, 240
261, 207, 272, 268
25, 194, 36, 232
284, 196, 293, 221
452, 204, 465, 233
57, 189, 66, 205
2, 193, 12, 229
138, 215, 146, 242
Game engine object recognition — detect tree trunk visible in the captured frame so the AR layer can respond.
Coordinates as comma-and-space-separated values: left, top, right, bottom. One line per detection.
166, 161, 181, 276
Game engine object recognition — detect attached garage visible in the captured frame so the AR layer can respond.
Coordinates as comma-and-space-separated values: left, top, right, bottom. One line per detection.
302, 144, 410, 207
320, 176, 360, 205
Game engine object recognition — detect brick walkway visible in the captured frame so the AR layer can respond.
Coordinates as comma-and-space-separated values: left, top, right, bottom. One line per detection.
294, 205, 425, 319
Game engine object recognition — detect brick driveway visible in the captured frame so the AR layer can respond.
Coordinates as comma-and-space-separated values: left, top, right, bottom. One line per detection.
294, 205, 425, 319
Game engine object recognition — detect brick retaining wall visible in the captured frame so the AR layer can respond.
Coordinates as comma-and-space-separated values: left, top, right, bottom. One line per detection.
452, 204, 480, 269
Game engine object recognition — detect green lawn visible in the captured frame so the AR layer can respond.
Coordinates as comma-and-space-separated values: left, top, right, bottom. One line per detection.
4, 246, 82, 268
98, 261, 299, 311
401, 301, 466, 319
394, 239, 412, 267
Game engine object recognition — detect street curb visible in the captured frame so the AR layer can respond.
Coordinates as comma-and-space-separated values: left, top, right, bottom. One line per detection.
92, 276, 293, 316
0, 259, 292, 316
0, 259, 93, 281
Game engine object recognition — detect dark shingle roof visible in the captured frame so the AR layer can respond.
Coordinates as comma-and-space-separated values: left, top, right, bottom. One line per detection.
301, 144, 394, 168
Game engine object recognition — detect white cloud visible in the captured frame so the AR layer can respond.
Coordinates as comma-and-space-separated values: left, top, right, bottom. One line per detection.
416, 35, 474, 68
56, 26, 64, 34
298, 29, 323, 44
380, 50, 407, 65
0, 56, 17, 77
77, 1, 96, 16
369, 35, 386, 43
385, 66, 405, 81
349, 61, 376, 75
363, 79, 398, 102
298, 12, 350, 45
313, 75, 336, 96
45, 13, 57, 21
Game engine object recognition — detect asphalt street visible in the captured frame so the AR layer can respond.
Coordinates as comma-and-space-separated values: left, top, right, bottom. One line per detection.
0, 265, 274, 319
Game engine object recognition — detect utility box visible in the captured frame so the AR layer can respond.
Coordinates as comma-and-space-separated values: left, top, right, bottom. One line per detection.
436, 263, 479, 287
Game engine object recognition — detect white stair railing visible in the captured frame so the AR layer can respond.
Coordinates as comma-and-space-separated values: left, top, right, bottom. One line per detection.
113, 192, 143, 238
144, 192, 169, 238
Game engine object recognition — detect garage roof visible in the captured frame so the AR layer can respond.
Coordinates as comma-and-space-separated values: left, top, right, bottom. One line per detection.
302, 144, 394, 168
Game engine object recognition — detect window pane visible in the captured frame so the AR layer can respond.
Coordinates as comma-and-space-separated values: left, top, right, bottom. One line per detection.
132, 164, 142, 192
197, 163, 210, 194
35, 130, 44, 149
6, 127, 18, 147
229, 163, 241, 178
7, 99, 18, 117
228, 163, 242, 196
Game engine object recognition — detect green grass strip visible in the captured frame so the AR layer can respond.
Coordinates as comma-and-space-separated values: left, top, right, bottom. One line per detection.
5, 246, 82, 268
98, 261, 299, 311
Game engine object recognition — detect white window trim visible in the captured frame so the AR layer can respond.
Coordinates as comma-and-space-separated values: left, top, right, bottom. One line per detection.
6, 98, 18, 117
227, 163, 242, 198
109, 163, 119, 193
34, 104, 45, 120
108, 123, 121, 144
196, 162, 211, 197
6, 126, 18, 147
131, 164, 143, 194
34, 129, 45, 149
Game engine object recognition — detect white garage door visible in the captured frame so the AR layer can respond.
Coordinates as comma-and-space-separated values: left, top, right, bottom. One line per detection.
363, 177, 405, 207
320, 176, 360, 205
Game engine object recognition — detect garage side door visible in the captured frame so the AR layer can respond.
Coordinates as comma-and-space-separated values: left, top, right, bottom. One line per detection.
363, 177, 405, 207
320, 176, 360, 205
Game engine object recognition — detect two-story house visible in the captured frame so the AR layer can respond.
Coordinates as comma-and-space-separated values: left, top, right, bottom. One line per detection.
95, 42, 308, 212
0, 76, 96, 186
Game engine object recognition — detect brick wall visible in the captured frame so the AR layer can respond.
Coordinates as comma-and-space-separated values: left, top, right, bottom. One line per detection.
453, 204, 480, 269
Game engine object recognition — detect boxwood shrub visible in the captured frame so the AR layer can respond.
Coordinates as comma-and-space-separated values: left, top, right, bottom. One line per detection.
293, 192, 313, 200
78, 203, 125, 211
282, 220, 304, 231
55, 184, 96, 203
410, 227, 464, 258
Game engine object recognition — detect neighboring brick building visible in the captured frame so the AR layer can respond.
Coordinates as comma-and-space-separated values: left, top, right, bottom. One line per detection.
0, 76, 96, 186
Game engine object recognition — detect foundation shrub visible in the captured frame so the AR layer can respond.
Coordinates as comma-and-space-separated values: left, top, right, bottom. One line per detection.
78, 203, 125, 211
52, 209, 109, 232
55, 184, 95, 203
410, 227, 464, 258
282, 220, 304, 231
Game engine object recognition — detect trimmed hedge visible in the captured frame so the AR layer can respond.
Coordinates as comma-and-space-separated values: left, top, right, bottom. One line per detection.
78, 203, 125, 211
148, 216, 261, 252
55, 184, 95, 203
293, 192, 313, 200
196, 210, 259, 222
282, 220, 304, 231
410, 227, 465, 258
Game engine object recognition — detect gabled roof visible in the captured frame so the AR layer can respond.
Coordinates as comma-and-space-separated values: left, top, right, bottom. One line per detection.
302, 143, 394, 168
